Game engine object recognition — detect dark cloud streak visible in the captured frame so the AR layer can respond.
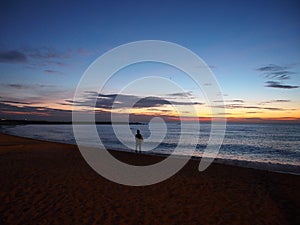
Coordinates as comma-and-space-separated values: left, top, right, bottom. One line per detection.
265, 81, 299, 89
213, 103, 288, 111
256, 64, 288, 72
167, 91, 193, 97
0, 100, 31, 105
44, 69, 64, 75
213, 99, 244, 103
0, 83, 55, 90
0, 50, 27, 63
23, 47, 70, 59
68, 93, 203, 110
259, 99, 291, 105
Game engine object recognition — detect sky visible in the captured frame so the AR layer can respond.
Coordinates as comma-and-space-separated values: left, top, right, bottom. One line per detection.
0, 0, 299, 122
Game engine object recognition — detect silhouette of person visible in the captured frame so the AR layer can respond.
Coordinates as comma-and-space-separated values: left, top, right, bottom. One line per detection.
135, 129, 143, 153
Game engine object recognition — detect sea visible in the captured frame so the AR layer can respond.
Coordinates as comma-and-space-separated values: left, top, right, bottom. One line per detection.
1, 122, 300, 175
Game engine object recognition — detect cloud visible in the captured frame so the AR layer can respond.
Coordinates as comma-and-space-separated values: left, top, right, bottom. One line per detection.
0, 99, 161, 122
0, 47, 71, 76
6, 84, 28, 89
167, 91, 193, 97
23, 47, 70, 59
0, 48, 68, 61
44, 69, 64, 75
273, 99, 291, 103
0, 102, 74, 121
77, 47, 94, 56
133, 96, 201, 108
265, 81, 299, 89
146, 108, 172, 112
0, 100, 31, 105
213, 99, 244, 103
0, 83, 73, 107
259, 99, 291, 105
257, 64, 299, 89
0, 50, 27, 63
0, 83, 55, 90
0, 101, 70, 115
256, 64, 288, 72
1, 46, 91, 66
213, 103, 287, 111
264, 71, 294, 80
216, 112, 232, 115
47, 61, 67, 67
100, 93, 203, 108
69, 92, 203, 110
1, 90, 201, 122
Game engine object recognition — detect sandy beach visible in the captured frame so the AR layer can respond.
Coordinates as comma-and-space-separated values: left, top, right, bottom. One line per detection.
0, 133, 299, 225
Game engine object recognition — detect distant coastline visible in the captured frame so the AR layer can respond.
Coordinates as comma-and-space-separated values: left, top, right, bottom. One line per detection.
1, 119, 299, 126
0, 119, 144, 126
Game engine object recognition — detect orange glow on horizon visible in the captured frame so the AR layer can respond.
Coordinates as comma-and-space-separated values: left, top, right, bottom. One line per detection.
2, 98, 299, 123
2, 111, 50, 116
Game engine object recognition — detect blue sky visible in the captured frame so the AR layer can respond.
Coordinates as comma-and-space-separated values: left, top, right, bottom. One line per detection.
0, 0, 299, 121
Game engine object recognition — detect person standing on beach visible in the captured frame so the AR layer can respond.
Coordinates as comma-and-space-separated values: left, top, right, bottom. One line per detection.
135, 129, 143, 153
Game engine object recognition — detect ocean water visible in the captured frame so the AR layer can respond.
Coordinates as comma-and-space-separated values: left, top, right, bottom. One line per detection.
1, 123, 300, 174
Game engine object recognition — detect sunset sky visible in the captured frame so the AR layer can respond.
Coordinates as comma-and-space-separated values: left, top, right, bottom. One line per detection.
0, 0, 299, 122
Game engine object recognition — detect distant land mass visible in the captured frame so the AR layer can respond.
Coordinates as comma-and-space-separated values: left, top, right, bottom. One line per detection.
0, 120, 144, 126
0, 119, 299, 126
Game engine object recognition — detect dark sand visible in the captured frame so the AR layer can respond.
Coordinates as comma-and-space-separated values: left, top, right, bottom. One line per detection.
0, 133, 299, 225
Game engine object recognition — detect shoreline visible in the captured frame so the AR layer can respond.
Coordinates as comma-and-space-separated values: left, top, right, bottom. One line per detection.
1, 133, 300, 224
1, 130, 299, 176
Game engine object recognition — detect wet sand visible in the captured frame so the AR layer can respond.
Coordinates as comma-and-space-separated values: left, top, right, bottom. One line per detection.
0, 133, 299, 225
